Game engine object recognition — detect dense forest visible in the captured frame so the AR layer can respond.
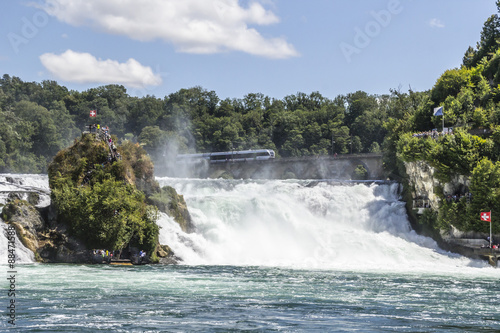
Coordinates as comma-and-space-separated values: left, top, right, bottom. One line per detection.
0, 77, 391, 173
3, 4, 500, 235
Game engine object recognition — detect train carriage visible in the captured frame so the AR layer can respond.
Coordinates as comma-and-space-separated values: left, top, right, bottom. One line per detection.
177, 149, 275, 164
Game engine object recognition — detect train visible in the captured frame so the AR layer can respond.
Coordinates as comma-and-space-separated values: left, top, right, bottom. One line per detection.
176, 149, 275, 164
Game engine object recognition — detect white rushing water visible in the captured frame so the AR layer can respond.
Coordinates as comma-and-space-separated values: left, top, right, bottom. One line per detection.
2, 176, 497, 332
0, 219, 35, 264
0, 174, 50, 264
0, 173, 51, 207
0, 174, 493, 273
157, 177, 492, 273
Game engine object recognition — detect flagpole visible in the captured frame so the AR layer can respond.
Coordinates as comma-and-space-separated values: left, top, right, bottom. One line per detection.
442, 112, 444, 134
434, 106, 444, 134
490, 210, 492, 249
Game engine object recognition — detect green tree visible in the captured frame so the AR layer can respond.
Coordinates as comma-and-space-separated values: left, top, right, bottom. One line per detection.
344, 91, 377, 128
139, 126, 167, 153
369, 142, 381, 153
468, 158, 500, 233
470, 13, 500, 67
351, 136, 362, 153
431, 68, 471, 103
13, 101, 63, 161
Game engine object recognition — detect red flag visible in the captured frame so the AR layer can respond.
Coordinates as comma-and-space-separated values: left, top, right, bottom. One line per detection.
89, 110, 97, 117
480, 211, 491, 222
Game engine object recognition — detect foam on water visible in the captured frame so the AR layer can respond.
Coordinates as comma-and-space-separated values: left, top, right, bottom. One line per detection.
0, 217, 35, 264
0, 174, 50, 207
0, 174, 49, 264
157, 177, 492, 273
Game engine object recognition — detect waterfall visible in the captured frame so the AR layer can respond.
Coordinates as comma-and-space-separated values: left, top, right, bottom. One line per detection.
0, 174, 51, 207
0, 174, 487, 271
156, 178, 485, 271
0, 174, 50, 265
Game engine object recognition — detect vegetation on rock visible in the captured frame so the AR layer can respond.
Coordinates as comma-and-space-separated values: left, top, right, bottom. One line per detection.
148, 186, 195, 233
48, 133, 159, 257
389, 3, 500, 236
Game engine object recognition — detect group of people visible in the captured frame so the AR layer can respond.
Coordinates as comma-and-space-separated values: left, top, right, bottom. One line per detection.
100, 126, 121, 161
91, 249, 149, 263
80, 125, 122, 185
482, 243, 500, 250
93, 249, 119, 258
484, 238, 500, 250
88, 123, 98, 133
445, 192, 473, 203
412, 128, 454, 139
87, 124, 121, 162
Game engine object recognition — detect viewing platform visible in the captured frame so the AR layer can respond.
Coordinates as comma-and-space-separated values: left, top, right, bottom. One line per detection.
109, 259, 133, 266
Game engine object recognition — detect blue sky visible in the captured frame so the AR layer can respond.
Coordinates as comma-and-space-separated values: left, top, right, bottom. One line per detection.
1, 0, 497, 101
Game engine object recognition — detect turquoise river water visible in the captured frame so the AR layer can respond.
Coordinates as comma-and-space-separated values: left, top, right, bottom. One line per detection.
6, 264, 500, 332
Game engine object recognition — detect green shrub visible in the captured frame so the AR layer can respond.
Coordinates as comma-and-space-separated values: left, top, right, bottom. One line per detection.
49, 134, 159, 253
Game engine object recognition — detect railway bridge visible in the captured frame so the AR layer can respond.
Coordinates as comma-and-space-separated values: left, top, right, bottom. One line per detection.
172, 153, 385, 180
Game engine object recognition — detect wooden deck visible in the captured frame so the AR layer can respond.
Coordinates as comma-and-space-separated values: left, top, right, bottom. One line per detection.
109, 259, 133, 266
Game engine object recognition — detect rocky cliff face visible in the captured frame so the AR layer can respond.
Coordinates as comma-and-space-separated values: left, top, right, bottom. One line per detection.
404, 161, 470, 208
148, 186, 195, 233
404, 161, 441, 209
2, 199, 44, 255
2, 199, 89, 262
403, 161, 495, 260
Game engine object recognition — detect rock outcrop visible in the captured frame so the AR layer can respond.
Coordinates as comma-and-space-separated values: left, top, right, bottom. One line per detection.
2, 198, 91, 263
37, 227, 90, 263
2, 199, 44, 255
1, 131, 194, 264
156, 244, 182, 264
404, 161, 470, 209
148, 186, 195, 233
2, 199, 45, 233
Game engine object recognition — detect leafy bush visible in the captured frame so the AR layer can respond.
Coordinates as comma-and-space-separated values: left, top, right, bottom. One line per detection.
49, 134, 159, 254
352, 165, 368, 180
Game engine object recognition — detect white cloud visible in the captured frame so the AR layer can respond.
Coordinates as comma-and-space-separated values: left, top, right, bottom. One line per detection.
39, 50, 162, 88
429, 18, 444, 28
40, 0, 298, 59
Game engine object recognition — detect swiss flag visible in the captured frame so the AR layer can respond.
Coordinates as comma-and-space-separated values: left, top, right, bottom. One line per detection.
480, 211, 491, 222
89, 110, 97, 117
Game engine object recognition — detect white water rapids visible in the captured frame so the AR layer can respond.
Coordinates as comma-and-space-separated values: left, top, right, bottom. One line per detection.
0, 174, 49, 264
0, 174, 492, 273
157, 178, 490, 273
